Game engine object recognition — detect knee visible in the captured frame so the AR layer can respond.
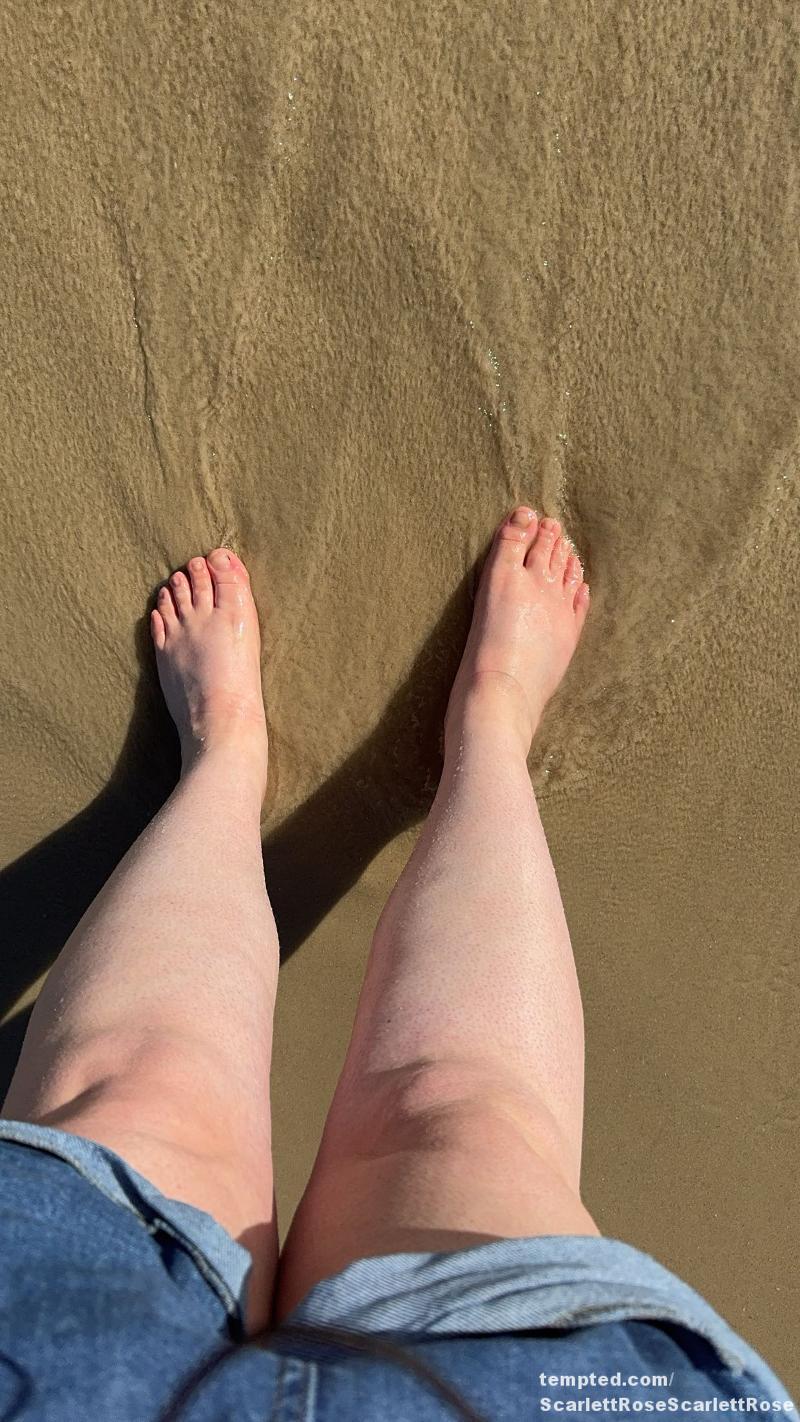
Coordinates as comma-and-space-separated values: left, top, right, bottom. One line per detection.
328, 1055, 582, 1194
17, 1026, 245, 1158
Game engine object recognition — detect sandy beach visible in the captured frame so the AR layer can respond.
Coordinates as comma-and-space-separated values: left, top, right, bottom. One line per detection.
0, 0, 798, 1392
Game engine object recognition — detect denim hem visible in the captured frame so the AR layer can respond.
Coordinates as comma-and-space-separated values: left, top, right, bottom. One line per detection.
282, 1237, 793, 1405
0, 1119, 250, 1335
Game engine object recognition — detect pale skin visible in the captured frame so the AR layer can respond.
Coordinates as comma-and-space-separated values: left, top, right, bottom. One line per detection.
1, 507, 596, 1336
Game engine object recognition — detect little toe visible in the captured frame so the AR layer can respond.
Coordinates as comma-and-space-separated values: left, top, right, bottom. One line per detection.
169, 570, 192, 618
150, 608, 166, 651
574, 582, 591, 619
206, 547, 250, 608
156, 582, 178, 630
525, 516, 561, 573
188, 556, 213, 611
495, 506, 539, 561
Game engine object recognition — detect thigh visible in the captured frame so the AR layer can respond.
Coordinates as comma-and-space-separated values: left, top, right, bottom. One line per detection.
3, 1023, 280, 1334
274, 1073, 598, 1322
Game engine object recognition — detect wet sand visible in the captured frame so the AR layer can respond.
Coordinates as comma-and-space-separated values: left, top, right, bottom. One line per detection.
1, 0, 798, 1392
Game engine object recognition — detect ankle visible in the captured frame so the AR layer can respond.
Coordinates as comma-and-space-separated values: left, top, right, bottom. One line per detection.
444, 671, 534, 761
179, 733, 268, 806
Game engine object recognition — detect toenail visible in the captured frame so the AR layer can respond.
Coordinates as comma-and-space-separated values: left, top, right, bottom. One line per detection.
191, 558, 205, 571
210, 550, 231, 567
170, 573, 182, 586
510, 507, 535, 528
540, 518, 556, 532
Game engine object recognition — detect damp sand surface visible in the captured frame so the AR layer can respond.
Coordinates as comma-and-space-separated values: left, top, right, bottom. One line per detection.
0, 0, 798, 1393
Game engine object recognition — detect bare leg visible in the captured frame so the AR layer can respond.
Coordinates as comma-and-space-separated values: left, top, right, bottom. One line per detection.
2, 549, 278, 1334
276, 507, 596, 1320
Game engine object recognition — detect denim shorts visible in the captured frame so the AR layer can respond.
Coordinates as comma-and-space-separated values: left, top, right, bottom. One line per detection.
0, 1118, 793, 1421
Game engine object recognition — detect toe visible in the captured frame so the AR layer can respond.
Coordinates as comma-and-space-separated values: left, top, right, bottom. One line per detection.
188, 556, 213, 611
156, 582, 178, 630
206, 547, 249, 608
150, 608, 166, 651
574, 581, 591, 621
550, 533, 570, 578
564, 552, 583, 587
169, 570, 192, 618
525, 516, 561, 573
494, 506, 539, 561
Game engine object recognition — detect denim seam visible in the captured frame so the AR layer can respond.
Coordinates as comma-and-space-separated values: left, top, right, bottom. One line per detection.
144, 1214, 242, 1329
0, 1133, 243, 1332
279, 1356, 318, 1422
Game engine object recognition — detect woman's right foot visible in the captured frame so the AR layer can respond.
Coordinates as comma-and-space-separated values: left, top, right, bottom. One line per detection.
444, 506, 591, 757
150, 548, 269, 799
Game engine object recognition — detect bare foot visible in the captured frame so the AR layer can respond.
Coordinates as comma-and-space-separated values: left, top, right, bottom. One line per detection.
445, 506, 591, 757
150, 548, 269, 795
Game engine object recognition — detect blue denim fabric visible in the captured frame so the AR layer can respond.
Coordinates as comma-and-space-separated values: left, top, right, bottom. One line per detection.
0, 1120, 794, 1421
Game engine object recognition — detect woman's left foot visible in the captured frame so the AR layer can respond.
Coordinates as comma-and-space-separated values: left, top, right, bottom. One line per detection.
150, 548, 269, 797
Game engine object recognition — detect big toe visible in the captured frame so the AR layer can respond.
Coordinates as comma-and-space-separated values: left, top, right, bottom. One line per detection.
493, 506, 539, 563
206, 548, 251, 608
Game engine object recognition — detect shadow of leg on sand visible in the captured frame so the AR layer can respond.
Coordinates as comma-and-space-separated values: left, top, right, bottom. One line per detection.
0, 560, 481, 1100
